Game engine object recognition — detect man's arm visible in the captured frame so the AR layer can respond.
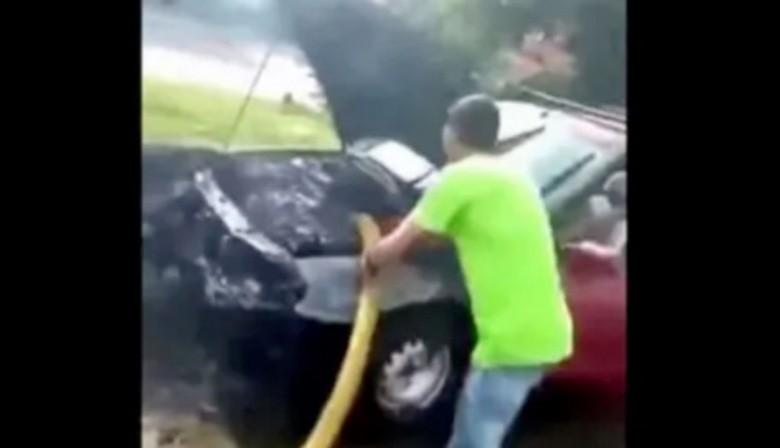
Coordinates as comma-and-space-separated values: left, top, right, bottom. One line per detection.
365, 164, 467, 271
365, 212, 438, 269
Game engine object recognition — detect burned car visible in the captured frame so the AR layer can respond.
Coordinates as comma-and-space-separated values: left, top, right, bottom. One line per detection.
142, 0, 626, 445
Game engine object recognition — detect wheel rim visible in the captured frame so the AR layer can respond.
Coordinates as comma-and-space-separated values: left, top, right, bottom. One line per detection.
375, 339, 451, 418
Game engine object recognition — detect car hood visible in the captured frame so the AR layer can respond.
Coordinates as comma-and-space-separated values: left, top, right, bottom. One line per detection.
278, 0, 472, 166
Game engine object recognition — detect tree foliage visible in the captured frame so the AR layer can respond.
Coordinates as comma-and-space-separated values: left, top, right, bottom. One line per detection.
571, 0, 625, 105
386, 0, 625, 106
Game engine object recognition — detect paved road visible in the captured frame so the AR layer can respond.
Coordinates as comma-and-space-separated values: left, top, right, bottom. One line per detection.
142, 4, 323, 110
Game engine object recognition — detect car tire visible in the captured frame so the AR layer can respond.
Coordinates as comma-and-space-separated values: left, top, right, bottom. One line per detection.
348, 300, 474, 443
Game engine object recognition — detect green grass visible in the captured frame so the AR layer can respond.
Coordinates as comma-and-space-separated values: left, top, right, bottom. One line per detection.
142, 78, 340, 150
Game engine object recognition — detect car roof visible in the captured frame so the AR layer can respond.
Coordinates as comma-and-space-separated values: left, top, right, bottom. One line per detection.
496, 103, 626, 217
495, 101, 548, 142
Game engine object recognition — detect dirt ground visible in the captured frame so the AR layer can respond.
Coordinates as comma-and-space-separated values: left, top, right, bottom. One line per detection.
142, 412, 624, 448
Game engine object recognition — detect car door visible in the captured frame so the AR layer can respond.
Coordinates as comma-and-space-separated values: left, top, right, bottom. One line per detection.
548, 175, 626, 397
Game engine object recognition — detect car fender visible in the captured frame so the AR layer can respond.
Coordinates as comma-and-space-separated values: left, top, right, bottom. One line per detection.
294, 255, 461, 323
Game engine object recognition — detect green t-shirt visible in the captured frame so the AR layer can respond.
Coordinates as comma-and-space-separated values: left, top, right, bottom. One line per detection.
413, 155, 573, 367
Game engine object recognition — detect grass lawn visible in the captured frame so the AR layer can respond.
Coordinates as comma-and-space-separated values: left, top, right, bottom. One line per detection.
142, 78, 340, 150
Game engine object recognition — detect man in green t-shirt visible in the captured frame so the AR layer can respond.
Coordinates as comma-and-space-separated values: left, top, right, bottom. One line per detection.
365, 94, 573, 448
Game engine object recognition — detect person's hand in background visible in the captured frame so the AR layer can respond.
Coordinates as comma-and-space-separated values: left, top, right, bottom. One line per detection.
570, 240, 618, 259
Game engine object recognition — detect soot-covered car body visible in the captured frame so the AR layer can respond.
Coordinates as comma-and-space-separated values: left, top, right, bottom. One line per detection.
141, 139, 469, 444
142, 0, 626, 445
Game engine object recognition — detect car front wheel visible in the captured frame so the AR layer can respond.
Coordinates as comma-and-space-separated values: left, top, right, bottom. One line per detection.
350, 301, 474, 442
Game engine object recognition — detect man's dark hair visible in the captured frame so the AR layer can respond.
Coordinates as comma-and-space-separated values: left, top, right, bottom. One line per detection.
446, 94, 500, 150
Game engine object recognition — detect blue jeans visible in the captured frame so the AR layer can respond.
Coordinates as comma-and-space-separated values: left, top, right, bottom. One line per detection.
447, 365, 545, 448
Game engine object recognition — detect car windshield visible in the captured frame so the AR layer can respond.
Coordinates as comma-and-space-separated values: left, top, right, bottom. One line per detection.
503, 114, 601, 193
142, 0, 340, 149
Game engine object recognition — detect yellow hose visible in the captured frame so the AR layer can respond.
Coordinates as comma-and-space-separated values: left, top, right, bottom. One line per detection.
299, 215, 382, 448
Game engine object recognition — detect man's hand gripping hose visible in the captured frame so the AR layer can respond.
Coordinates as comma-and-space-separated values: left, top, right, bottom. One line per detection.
299, 215, 381, 448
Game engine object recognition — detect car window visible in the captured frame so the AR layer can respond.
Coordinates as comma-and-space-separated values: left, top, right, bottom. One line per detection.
142, 0, 340, 149
502, 113, 601, 192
